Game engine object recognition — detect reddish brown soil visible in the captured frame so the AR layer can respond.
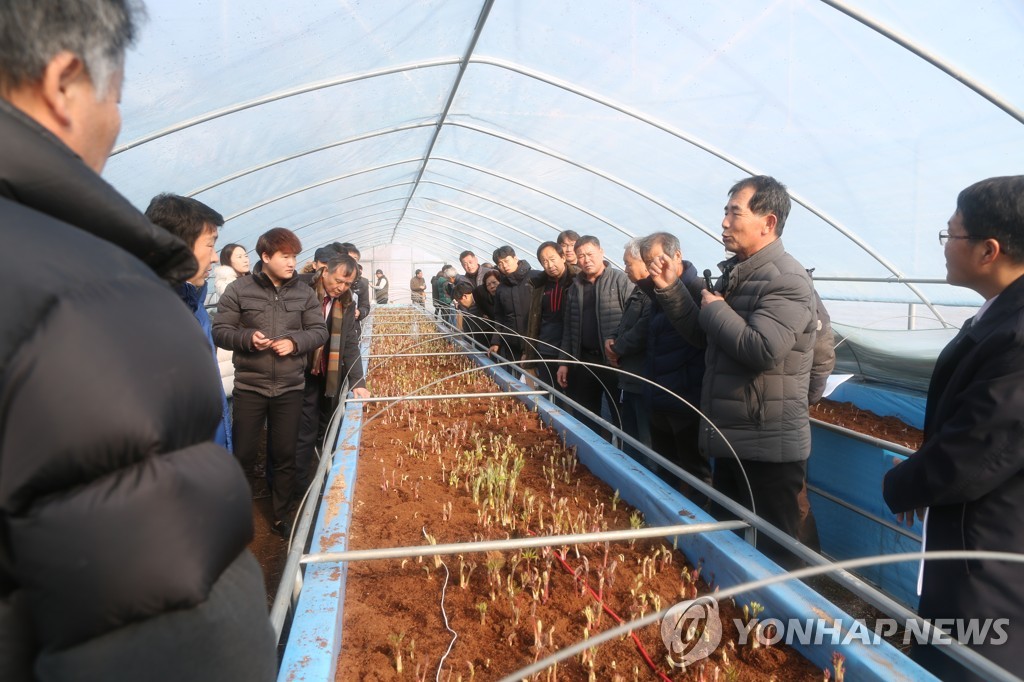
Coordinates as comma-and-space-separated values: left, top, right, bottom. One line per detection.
332, 326, 829, 681
811, 399, 923, 450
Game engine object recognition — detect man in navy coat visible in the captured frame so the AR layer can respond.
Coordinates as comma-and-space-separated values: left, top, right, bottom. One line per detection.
884, 175, 1024, 681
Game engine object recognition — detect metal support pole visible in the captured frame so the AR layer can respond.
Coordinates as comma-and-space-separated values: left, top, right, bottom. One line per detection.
365, 351, 485, 358
347, 390, 548, 403
302, 520, 748, 564
359, 332, 448, 337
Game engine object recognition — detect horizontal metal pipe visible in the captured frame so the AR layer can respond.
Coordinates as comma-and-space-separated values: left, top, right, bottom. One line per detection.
365, 351, 485, 358
360, 332, 448, 337
346, 390, 548, 403
302, 520, 748, 564
812, 276, 949, 284
806, 483, 919, 541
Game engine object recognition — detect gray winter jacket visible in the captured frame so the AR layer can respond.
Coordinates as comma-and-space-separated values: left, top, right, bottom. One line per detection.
655, 239, 816, 463
213, 264, 329, 397
559, 264, 635, 364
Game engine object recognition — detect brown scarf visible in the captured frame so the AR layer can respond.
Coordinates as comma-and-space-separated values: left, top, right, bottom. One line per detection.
310, 272, 354, 398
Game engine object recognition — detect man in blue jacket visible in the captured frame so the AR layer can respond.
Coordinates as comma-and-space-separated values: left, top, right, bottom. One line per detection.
146, 193, 232, 452
884, 176, 1024, 680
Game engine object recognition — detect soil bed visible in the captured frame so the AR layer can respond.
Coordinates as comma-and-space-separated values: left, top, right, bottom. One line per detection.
811, 399, 923, 450
334, 313, 830, 681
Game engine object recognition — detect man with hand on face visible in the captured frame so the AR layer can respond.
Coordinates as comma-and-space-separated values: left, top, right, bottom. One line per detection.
635, 232, 709, 498
604, 239, 651, 456
648, 176, 817, 566
214, 228, 328, 539
296, 254, 370, 496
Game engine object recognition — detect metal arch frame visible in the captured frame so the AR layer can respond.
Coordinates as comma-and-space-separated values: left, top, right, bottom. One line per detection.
297, 208, 513, 255
390, 0, 496, 244
284, 183, 423, 236
419, 180, 564, 241
322, 220, 482, 258
418, 195, 551, 246
223, 159, 422, 222
317, 218, 494, 259
436, 120, 721, 243
111, 59, 463, 155
466, 57, 950, 324
106, 32, 999, 320
289, 199, 410, 239
431, 156, 664, 242
404, 206, 536, 258
300, 214, 507, 261
389, 221, 503, 258
818, 0, 1024, 126
184, 123, 436, 198
117, 57, 914, 305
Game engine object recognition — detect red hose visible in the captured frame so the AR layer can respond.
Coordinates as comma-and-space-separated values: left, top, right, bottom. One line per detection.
530, 533, 674, 682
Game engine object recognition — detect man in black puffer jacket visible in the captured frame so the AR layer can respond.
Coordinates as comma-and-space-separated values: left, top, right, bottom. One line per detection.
488, 245, 539, 361
0, 2, 276, 679
636, 233, 710, 500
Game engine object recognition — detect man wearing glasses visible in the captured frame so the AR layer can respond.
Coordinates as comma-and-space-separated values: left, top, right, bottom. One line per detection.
885, 176, 1024, 680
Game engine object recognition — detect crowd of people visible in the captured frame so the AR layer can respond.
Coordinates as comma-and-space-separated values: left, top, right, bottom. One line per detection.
3, 2, 1024, 681
422, 177, 1024, 682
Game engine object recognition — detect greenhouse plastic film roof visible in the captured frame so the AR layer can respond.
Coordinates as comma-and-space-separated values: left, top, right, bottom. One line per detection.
105, 0, 1024, 314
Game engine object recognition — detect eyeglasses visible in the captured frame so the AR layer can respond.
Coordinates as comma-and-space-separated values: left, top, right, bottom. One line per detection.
938, 230, 987, 245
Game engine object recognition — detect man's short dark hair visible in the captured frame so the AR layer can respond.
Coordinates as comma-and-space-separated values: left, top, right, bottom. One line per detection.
574, 235, 601, 251
557, 230, 581, 244
255, 227, 301, 259
415, 268, 422, 275
145, 193, 223, 248
0, 0, 143, 97
459, 250, 475, 261
336, 242, 360, 259
453, 282, 474, 299
536, 241, 563, 260
324, 253, 357, 278
313, 246, 338, 263
638, 232, 681, 261
958, 176, 1024, 262
729, 175, 792, 235
492, 245, 516, 262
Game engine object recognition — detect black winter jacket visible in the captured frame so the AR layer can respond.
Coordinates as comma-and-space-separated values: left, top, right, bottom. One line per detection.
884, 274, 1024, 680
0, 100, 275, 681
490, 260, 538, 355
637, 264, 706, 412
524, 264, 579, 361
213, 263, 328, 397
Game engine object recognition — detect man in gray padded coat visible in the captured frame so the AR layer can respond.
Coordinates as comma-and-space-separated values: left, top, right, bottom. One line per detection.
648, 175, 817, 566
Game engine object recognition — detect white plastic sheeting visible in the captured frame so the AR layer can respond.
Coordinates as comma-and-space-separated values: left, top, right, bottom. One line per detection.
105, 0, 1024, 312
